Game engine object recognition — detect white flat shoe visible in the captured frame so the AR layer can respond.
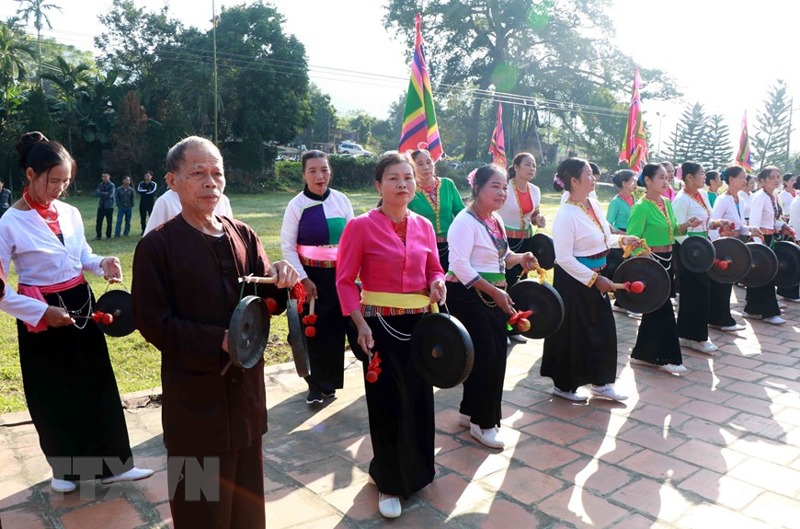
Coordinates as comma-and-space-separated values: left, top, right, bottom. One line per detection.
378, 493, 402, 518
469, 423, 504, 449
764, 315, 786, 325
659, 364, 687, 374
553, 387, 588, 402
590, 384, 628, 401
719, 323, 746, 332
100, 467, 154, 485
51, 478, 77, 493
690, 340, 718, 354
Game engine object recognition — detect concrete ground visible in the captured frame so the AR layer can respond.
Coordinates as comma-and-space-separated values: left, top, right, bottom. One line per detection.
1, 286, 799, 528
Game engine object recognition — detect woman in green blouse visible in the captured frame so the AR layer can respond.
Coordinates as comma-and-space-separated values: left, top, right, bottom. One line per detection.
626, 163, 702, 374
606, 169, 637, 233
408, 148, 465, 271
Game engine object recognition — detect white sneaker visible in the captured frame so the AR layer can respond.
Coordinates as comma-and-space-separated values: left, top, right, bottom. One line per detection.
378, 493, 402, 518
690, 340, 718, 354
100, 467, 154, 485
469, 423, 505, 449
458, 413, 470, 428
553, 387, 588, 402
719, 323, 746, 332
509, 334, 527, 343
589, 384, 628, 401
764, 315, 786, 325
778, 302, 788, 309
50, 478, 77, 493
780, 297, 800, 303
742, 311, 761, 319
659, 364, 687, 374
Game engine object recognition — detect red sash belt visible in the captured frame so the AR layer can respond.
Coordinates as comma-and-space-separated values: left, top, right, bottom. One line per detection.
18, 275, 87, 333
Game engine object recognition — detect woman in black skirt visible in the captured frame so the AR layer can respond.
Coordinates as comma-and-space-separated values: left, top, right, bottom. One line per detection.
0, 132, 152, 493
627, 163, 702, 373
447, 164, 537, 449
542, 158, 640, 402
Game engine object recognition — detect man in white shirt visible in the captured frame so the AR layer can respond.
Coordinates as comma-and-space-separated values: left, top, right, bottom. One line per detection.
143, 177, 233, 235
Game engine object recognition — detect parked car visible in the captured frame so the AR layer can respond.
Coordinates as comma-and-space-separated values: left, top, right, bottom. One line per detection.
337, 141, 373, 156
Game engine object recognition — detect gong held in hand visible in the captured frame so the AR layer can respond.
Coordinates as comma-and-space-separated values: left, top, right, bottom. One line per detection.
611, 257, 670, 314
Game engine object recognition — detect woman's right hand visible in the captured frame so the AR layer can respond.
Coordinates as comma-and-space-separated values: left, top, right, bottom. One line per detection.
43, 306, 74, 327
492, 288, 516, 316
356, 321, 374, 359
301, 278, 318, 299
594, 275, 615, 293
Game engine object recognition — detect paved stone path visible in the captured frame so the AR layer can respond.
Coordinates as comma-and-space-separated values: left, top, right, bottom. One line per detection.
1, 287, 799, 528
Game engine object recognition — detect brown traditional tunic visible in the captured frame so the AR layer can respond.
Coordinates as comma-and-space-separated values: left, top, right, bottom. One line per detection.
133, 214, 278, 529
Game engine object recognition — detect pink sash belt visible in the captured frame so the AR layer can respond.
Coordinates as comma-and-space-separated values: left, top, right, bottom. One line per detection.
19, 275, 87, 333
297, 245, 338, 262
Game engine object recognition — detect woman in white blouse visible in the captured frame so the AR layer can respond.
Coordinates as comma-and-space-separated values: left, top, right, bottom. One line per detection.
743, 166, 795, 323
778, 173, 796, 219
672, 161, 728, 353
0, 132, 151, 493
737, 174, 755, 224
709, 166, 762, 331
541, 158, 640, 402
447, 164, 537, 449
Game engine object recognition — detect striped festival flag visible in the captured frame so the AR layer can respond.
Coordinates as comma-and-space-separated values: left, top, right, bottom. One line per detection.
398, 13, 443, 161
618, 69, 647, 172
735, 112, 753, 171
488, 103, 507, 168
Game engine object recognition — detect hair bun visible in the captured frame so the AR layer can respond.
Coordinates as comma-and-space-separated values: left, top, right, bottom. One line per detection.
15, 131, 49, 169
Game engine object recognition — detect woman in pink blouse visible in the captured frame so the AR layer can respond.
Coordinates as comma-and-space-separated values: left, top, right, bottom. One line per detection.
336, 152, 445, 519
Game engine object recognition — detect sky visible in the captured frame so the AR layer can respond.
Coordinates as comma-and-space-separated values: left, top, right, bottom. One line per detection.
3, 0, 799, 156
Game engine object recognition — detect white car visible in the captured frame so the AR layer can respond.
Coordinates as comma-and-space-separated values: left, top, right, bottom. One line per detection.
338, 141, 372, 156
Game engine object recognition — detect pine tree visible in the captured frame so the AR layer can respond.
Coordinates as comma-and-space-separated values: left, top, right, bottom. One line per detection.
665, 103, 707, 163
701, 114, 733, 169
753, 80, 792, 171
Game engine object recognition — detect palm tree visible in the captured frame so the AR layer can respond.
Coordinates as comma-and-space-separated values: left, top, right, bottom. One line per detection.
0, 21, 35, 195
14, 0, 61, 84
41, 56, 93, 151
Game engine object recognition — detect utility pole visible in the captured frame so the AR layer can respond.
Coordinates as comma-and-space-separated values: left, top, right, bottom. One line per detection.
212, 0, 219, 145
786, 99, 793, 170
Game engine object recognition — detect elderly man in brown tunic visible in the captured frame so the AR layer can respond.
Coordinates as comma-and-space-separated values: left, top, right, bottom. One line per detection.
132, 136, 297, 528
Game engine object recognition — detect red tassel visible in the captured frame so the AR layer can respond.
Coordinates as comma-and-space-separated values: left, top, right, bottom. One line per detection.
365, 351, 382, 383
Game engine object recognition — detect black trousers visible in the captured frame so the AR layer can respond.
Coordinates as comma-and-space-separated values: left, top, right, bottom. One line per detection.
96, 207, 113, 238
140, 201, 154, 232
745, 235, 781, 318
708, 279, 736, 327
168, 442, 265, 529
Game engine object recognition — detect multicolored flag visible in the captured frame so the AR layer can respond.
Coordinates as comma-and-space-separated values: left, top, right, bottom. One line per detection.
398, 13, 443, 161
735, 112, 753, 171
618, 69, 648, 171
488, 103, 507, 168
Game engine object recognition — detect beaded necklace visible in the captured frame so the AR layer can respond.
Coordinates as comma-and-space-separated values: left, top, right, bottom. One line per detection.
644, 195, 674, 238
418, 178, 441, 234
513, 179, 530, 231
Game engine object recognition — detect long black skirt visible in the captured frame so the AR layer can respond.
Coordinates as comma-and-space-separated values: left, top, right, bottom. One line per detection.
446, 282, 508, 429
708, 279, 736, 327
631, 253, 682, 365
777, 283, 800, 300
351, 313, 434, 498
302, 267, 357, 393
541, 265, 618, 392
436, 241, 450, 274
18, 283, 133, 481
675, 244, 710, 341
745, 235, 781, 318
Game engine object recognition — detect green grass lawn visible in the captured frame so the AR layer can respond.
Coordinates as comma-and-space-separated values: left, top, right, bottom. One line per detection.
0, 184, 613, 413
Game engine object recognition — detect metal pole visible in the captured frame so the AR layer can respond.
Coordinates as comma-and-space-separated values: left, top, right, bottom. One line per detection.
786, 98, 793, 170
212, 0, 219, 145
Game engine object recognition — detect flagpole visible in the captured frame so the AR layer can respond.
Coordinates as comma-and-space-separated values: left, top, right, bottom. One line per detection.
212, 0, 219, 145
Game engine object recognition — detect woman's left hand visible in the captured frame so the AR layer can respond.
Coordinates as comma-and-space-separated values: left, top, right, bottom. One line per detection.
100, 257, 123, 283
429, 279, 446, 305
534, 214, 546, 228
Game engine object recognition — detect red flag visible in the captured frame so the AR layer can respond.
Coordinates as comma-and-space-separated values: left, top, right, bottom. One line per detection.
488, 103, 506, 168
619, 69, 648, 171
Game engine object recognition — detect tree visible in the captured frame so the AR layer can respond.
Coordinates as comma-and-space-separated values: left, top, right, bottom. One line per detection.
298, 84, 337, 151
752, 80, 792, 171
700, 114, 732, 170
665, 103, 707, 164
14, 0, 61, 83
384, 0, 678, 160
108, 90, 147, 177
41, 55, 94, 151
